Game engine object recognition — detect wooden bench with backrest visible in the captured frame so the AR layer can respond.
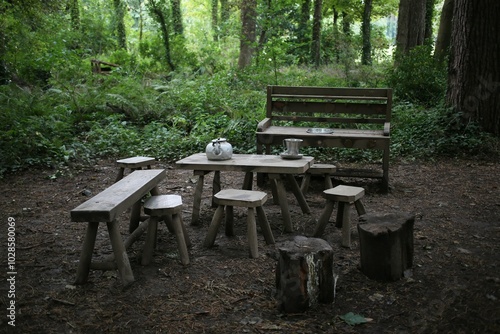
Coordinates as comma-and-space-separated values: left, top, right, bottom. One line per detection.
71, 169, 166, 286
256, 85, 392, 192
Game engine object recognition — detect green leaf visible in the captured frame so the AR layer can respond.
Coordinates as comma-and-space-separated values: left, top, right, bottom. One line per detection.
339, 312, 371, 326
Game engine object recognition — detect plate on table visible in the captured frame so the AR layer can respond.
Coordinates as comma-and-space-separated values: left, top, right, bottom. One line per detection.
307, 128, 334, 134
280, 153, 303, 160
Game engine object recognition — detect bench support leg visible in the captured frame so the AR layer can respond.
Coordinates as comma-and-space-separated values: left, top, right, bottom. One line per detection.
191, 171, 207, 225
75, 221, 99, 284
172, 213, 190, 265
107, 221, 135, 286
203, 205, 225, 248
269, 174, 293, 233
256, 206, 275, 245
313, 201, 335, 237
247, 207, 258, 258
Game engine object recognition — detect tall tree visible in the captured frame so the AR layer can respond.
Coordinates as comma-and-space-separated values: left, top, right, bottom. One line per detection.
297, 0, 311, 63
395, 0, 426, 56
238, 0, 257, 69
424, 0, 435, 43
171, 0, 183, 35
211, 0, 219, 40
361, 0, 373, 65
446, 0, 500, 136
113, 0, 127, 50
434, 0, 454, 61
69, 0, 80, 31
311, 0, 322, 67
148, 0, 175, 70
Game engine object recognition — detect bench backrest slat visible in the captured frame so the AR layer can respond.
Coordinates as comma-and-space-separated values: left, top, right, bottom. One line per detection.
71, 169, 166, 222
266, 85, 392, 126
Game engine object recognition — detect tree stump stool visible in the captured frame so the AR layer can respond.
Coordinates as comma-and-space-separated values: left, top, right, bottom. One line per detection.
300, 163, 336, 194
357, 213, 415, 281
142, 195, 190, 266
116, 156, 158, 233
276, 236, 334, 313
313, 185, 366, 247
203, 189, 275, 258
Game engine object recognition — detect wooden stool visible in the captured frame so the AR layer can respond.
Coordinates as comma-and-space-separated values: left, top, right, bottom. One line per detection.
116, 156, 157, 233
142, 195, 190, 266
115, 156, 156, 182
313, 185, 366, 247
300, 164, 336, 193
203, 189, 275, 258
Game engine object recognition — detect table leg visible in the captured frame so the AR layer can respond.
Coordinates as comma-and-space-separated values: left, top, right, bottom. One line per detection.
243, 172, 253, 190
107, 220, 135, 286
191, 171, 206, 225
75, 221, 99, 284
212, 171, 221, 207
129, 200, 141, 233
285, 174, 311, 214
269, 174, 293, 233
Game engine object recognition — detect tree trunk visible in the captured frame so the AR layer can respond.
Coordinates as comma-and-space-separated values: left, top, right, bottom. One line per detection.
361, 0, 372, 65
69, 0, 80, 31
446, 0, 500, 136
311, 0, 322, 67
170, 0, 183, 35
149, 1, 175, 71
424, 0, 435, 43
113, 0, 127, 50
238, 0, 257, 69
212, 0, 218, 41
434, 0, 454, 61
395, 0, 426, 56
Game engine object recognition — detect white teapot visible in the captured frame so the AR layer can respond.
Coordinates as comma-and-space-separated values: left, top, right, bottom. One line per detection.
205, 138, 233, 160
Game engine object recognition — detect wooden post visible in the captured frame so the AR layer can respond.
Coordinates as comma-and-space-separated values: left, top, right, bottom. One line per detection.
276, 236, 334, 313
357, 213, 415, 282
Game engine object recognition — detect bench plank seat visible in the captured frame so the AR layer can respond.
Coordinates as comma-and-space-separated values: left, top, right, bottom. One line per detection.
256, 85, 392, 192
71, 169, 166, 223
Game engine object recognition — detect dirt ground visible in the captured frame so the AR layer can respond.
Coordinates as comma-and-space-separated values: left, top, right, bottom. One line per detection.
0, 157, 499, 333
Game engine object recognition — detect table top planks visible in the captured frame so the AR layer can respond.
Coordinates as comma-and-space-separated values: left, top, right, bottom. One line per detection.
71, 169, 166, 223
175, 153, 314, 174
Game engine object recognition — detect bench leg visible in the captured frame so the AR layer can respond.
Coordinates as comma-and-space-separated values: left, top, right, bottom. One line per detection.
313, 200, 335, 237
75, 221, 99, 284
324, 174, 333, 190
203, 205, 225, 248
107, 221, 135, 286
354, 199, 366, 216
243, 172, 253, 190
247, 207, 258, 258
300, 173, 311, 194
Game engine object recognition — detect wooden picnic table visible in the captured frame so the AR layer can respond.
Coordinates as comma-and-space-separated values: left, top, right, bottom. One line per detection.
175, 153, 314, 232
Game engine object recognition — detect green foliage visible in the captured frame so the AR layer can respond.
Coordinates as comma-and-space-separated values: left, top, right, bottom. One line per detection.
387, 45, 447, 106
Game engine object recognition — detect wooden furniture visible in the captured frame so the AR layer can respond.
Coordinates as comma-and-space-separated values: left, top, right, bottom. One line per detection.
300, 163, 337, 194
71, 169, 166, 286
142, 195, 190, 266
276, 236, 334, 313
313, 185, 366, 248
175, 153, 314, 232
91, 59, 119, 75
358, 213, 415, 281
256, 85, 392, 192
203, 189, 275, 258
115, 156, 157, 233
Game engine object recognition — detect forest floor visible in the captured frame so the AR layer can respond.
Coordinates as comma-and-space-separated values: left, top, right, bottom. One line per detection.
0, 157, 499, 333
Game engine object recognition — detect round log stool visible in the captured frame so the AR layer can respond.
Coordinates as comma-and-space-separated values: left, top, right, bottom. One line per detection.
142, 195, 190, 266
115, 156, 156, 182
313, 185, 366, 247
300, 163, 336, 194
203, 189, 275, 258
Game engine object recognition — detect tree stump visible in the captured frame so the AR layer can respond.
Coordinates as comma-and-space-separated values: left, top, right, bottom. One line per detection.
275, 236, 334, 313
357, 213, 415, 282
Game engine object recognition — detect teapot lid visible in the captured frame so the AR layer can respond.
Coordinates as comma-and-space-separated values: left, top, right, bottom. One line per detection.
212, 137, 227, 143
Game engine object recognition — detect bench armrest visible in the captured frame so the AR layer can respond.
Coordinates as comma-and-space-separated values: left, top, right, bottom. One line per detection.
257, 117, 272, 132
383, 122, 391, 136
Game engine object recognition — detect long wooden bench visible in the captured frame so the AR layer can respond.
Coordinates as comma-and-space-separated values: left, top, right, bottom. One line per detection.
256, 85, 392, 192
71, 169, 166, 286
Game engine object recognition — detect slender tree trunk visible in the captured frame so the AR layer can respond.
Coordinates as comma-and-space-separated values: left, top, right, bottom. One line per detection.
238, 0, 257, 69
69, 0, 80, 31
395, 0, 426, 56
113, 0, 127, 50
220, 0, 229, 37
212, 0, 218, 41
446, 0, 500, 136
434, 0, 454, 61
297, 0, 311, 64
171, 0, 183, 35
361, 0, 372, 65
311, 0, 322, 67
149, 1, 175, 71
424, 0, 435, 43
